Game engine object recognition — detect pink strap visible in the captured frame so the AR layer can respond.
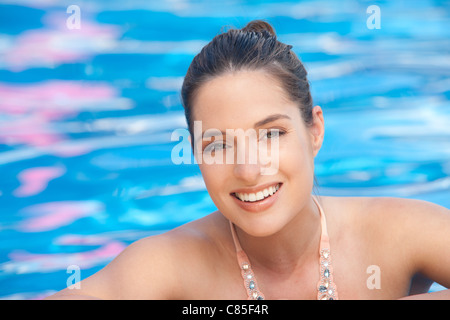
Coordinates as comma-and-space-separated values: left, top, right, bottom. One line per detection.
313, 196, 339, 300
230, 220, 243, 253
313, 195, 330, 251
229, 220, 265, 300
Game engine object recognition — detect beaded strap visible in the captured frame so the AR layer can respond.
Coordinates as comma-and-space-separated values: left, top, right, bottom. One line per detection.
317, 248, 338, 300
316, 195, 339, 300
230, 226, 265, 300
229, 195, 338, 300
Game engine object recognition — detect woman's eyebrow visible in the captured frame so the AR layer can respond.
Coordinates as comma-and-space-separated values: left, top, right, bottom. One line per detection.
198, 113, 292, 142
254, 113, 291, 127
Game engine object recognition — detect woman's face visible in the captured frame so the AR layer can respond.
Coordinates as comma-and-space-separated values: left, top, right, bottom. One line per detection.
191, 70, 324, 237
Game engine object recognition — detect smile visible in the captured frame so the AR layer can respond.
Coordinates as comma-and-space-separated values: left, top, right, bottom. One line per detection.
231, 183, 281, 202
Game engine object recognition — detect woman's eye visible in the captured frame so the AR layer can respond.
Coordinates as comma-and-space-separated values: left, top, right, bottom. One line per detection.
262, 129, 284, 140
204, 142, 228, 153
267, 130, 278, 139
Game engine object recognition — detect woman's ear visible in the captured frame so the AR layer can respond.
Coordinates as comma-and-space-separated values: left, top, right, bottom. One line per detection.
309, 106, 325, 157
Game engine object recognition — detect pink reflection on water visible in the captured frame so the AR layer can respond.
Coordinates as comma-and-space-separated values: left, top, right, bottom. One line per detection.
3, 12, 120, 71
56, 234, 114, 246
5, 241, 126, 273
0, 81, 116, 118
17, 200, 104, 232
0, 116, 63, 147
13, 166, 66, 197
0, 80, 122, 157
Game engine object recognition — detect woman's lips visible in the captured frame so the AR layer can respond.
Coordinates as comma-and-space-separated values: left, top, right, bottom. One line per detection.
230, 183, 282, 213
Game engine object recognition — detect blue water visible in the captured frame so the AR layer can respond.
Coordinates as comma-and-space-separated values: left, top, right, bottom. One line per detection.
0, 0, 449, 299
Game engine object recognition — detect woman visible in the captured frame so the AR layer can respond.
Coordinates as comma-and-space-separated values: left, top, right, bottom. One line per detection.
46, 20, 450, 300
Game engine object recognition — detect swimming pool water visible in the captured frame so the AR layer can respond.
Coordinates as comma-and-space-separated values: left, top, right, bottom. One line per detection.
0, 0, 449, 299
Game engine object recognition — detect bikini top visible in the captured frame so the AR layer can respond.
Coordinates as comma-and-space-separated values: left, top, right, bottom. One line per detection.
229, 195, 339, 300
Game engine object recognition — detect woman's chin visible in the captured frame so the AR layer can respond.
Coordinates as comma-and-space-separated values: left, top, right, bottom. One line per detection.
230, 216, 287, 238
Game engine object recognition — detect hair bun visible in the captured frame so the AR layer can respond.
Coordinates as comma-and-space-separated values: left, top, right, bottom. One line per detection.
241, 20, 276, 37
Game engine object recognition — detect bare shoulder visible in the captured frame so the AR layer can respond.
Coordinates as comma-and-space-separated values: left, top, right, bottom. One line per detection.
323, 195, 450, 291
321, 195, 449, 232
355, 196, 449, 236
320, 194, 450, 263
319, 195, 449, 297
111, 211, 231, 298
133, 211, 234, 298
365, 196, 450, 288
363, 196, 449, 216
47, 211, 231, 300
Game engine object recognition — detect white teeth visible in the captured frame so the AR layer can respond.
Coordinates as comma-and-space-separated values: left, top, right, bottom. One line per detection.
234, 183, 281, 202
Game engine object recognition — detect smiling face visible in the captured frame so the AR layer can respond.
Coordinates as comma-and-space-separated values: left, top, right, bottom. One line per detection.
191, 70, 324, 237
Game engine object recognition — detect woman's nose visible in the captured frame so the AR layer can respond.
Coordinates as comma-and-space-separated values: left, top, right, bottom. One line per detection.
232, 139, 262, 182
233, 162, 262, 182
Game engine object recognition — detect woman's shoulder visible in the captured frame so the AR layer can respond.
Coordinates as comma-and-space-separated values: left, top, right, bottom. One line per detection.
162, 210, 232, 252
319, 194, 449, 259
132, 212, 235, 298
320, 194, 448, 227
322, 195, 449, 266
132, 211, 231, 269
320, 195, 449, 297
51, 212, 231, 300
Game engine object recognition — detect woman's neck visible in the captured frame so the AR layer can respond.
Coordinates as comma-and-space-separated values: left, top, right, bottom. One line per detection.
233, 196, 322, 275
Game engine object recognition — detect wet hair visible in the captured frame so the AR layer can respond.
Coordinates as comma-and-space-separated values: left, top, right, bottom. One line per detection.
181, 19, 314, 136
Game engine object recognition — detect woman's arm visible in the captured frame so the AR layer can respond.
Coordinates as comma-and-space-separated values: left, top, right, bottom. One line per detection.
397, 198, 450, 299
400, 289, 450, 300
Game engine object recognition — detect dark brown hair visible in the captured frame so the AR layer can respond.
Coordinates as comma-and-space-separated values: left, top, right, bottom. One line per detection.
181, 20, 314, 135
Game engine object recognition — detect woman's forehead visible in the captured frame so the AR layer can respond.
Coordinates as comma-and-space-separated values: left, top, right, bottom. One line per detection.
191, 70, 296, 124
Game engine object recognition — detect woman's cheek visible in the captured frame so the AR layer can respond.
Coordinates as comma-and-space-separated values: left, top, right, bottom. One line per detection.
199, 162, 230, 205
281, 137, 314, 181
